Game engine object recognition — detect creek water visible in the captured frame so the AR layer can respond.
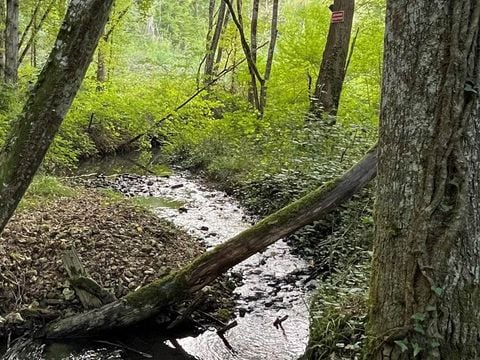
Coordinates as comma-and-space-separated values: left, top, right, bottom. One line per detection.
1, 154, 312, 360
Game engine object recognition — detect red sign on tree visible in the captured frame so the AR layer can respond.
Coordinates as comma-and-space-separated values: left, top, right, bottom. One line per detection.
331, 11, 344, 23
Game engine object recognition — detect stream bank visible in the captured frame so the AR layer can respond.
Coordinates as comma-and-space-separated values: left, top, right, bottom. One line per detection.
80, 170, 312, 360
1, 155, 313, 359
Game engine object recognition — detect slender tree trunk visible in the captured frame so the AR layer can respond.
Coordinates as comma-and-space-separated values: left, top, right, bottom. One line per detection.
214, 11, 230, 69
4, 0, 18, 84
259, 0, 279, 112
367, 1, 480, 359
95, 5, 130, 84
0, 0, 114, 234
223, 0, 263, 113
18, 0, 55, 67
250, 0, 259, 64
309, 0, 355, 119
96, 40, 108, 83
19, 0, 41, 51
31, 9, 38, 68
0, 0, 5, 81
204, 1, 226, 84
208, 0, 215, 31
248, 0, 259, 104
40, 147, 377, 339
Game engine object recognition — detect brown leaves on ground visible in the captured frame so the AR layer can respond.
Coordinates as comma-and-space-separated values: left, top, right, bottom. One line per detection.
0, 191, 204, 316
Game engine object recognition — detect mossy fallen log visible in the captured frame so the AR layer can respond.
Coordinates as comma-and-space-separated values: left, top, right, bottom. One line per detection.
40, 146, 377, 339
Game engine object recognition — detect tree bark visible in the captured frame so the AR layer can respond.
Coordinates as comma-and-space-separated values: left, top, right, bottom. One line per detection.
0, 0, 5, 81
366, 1, 480, 359
0, 0, 114, 234
204, 1, 226, 84
223, 0, 263, 113
250, 0, 259, 64
4, 0, 18, 84
248, 0, 259, 104
96, 42, 108, 83
40, 147, 377, 339
259, 0, 279, 112
309, 0, 355, 119
208, 0, 216, 31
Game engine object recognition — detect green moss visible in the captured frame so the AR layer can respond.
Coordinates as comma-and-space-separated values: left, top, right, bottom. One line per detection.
215, 308, 231, 322
124, 272, 187, 309
97, 188, 125, 201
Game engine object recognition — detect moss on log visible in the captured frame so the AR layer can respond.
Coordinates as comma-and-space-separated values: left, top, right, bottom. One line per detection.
40, 146, 377, 339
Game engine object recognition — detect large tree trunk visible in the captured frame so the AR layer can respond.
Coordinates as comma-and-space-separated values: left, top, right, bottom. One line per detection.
4, 0, 18, 84
309, 0, 354, 120
41, 147, 377, 339
366, 1, 480, 359
0, 0, 113, 233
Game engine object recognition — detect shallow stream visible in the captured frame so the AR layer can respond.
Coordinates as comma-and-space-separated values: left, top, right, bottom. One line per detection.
1, 154, 312, 360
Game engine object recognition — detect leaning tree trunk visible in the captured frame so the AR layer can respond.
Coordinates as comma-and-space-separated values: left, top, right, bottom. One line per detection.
4, 0, 18, 84
366, 1, 480, 359
0, 0, 114, 234
309, 0, 354, 120
40, 147, 377, 339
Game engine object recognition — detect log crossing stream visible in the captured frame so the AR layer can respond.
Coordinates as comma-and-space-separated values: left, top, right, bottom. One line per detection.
1, 162, 313, 359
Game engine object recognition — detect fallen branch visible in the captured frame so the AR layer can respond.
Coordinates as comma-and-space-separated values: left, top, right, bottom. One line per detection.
273, 315, 288, 330
39, 146, 377, 339
217, 320, 238, 335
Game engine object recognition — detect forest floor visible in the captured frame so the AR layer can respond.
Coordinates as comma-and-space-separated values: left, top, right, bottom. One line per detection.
0, 180, 237, 337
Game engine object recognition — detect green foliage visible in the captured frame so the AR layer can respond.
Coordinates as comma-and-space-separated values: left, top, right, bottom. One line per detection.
163, 102, 375, 212
303, 264, 369, 360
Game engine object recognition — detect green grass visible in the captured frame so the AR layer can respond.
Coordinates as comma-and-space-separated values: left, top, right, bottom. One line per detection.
19, 176, 77, 210
99, 187, 185, 212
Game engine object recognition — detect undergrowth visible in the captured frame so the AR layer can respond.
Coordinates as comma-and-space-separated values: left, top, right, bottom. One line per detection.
303, 263, 370, 360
